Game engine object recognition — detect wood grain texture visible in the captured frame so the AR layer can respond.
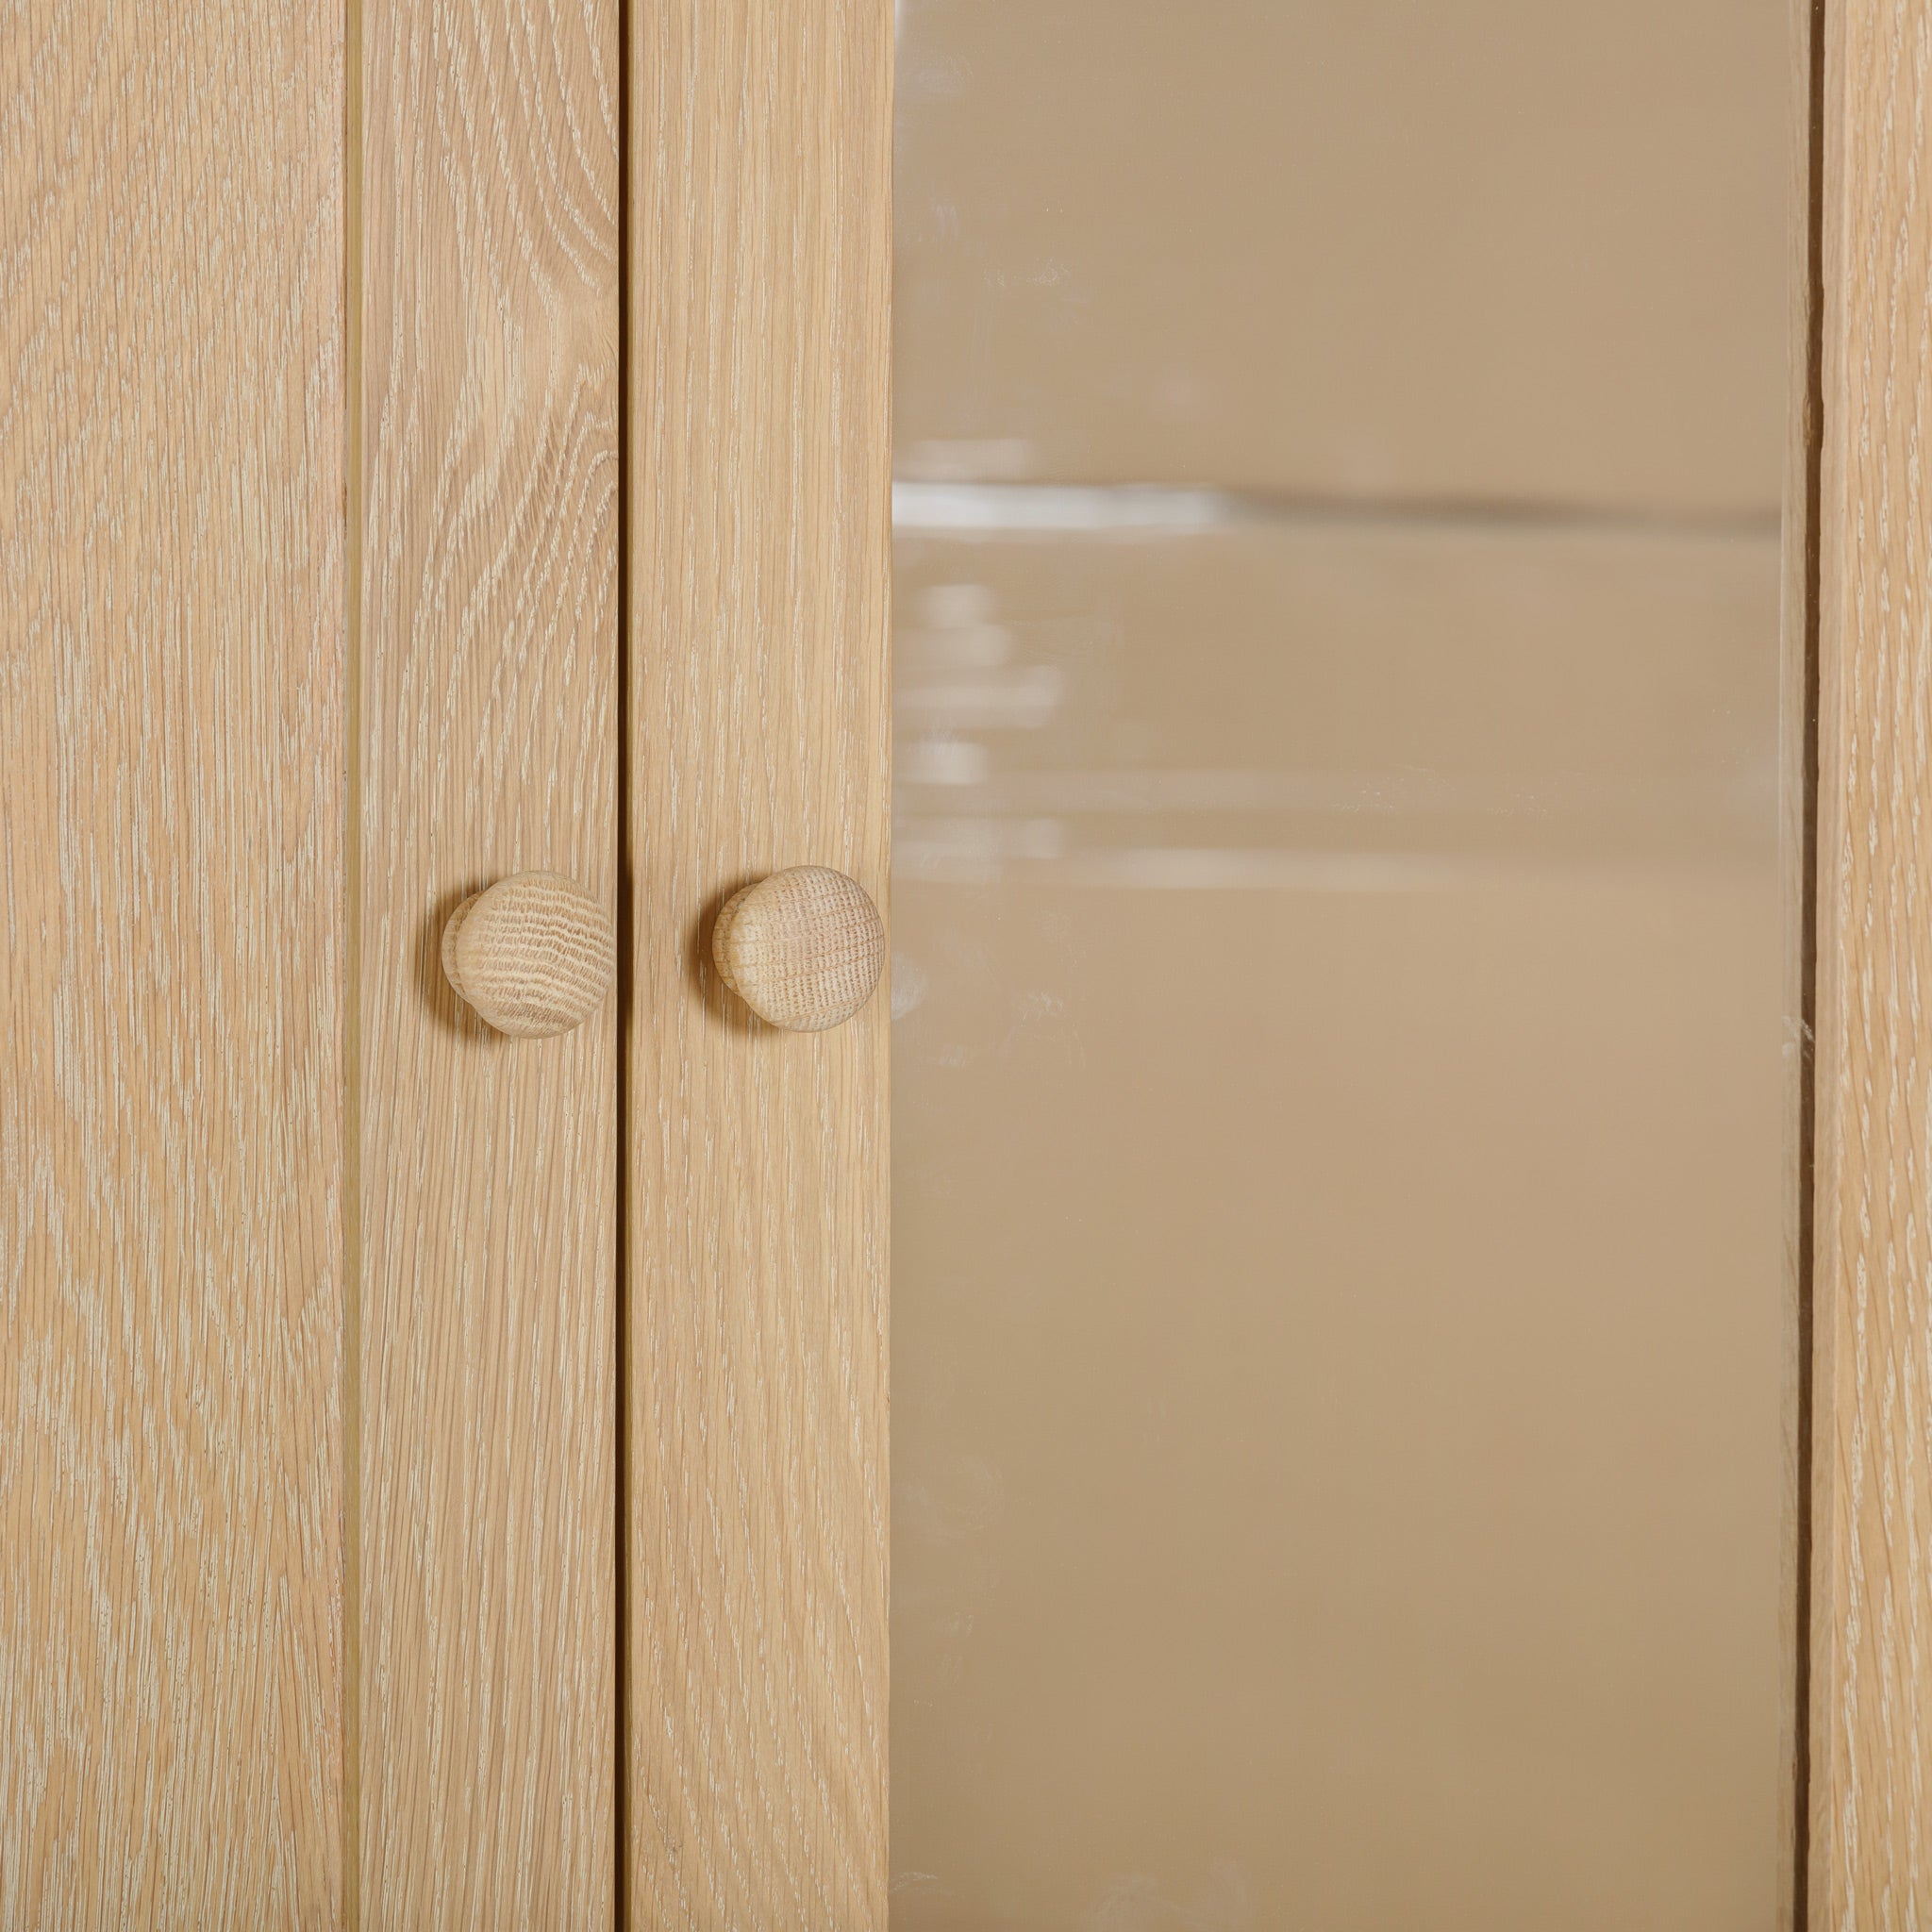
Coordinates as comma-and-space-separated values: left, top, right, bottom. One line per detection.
358, 0, 620, 1920
0, 2, 346, 1922
625, 2, 892, 1924
1811, 0, 1932, 1919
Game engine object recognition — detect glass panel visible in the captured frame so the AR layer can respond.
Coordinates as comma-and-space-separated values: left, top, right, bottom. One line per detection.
891, 6, 1790, 1927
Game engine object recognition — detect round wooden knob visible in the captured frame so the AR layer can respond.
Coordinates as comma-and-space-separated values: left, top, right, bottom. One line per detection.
441, 871, 616, 1038
712, 867, 885, 1031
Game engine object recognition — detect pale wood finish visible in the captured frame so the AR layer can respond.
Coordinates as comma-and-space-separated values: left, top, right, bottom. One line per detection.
1810, 0, 1932, 1919
358, 0, 620, 1920
0, 2, 347, 1922
625, 1, 893, 1924
443, 873, 618, 1040
713, 869, 886, 1033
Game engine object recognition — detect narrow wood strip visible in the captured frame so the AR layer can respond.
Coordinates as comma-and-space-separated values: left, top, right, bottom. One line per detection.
625, 2, 893, 1923
1785, 1, 1826, 1924
1811, 0, 1932, 1918
0, 2, 347, 1919
344, 3, 369, 1919
358, 0, 622, 1918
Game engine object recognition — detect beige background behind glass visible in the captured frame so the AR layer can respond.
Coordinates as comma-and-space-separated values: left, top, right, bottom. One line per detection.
891, 5, 1789, 1926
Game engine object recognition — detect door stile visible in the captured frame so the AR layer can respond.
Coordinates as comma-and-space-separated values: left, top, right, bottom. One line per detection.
1809, 0, 1932, 1918
622, 3, 894, 1924
355, 0, 624, 1921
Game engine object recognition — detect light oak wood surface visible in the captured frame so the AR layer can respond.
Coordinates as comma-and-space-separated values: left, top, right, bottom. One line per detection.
2, 0, 1866, 1919
0, 2, 347, 1922
358, 0, 620, 1921
1811, 0, 1932, 1920
625, 1, 892, 1924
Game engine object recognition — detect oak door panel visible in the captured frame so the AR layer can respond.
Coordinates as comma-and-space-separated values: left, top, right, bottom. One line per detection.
358, 0, 621, 1920
1810, 0, 1932, 1917
0, 2, 348, 1922
624, 2, 893, 1924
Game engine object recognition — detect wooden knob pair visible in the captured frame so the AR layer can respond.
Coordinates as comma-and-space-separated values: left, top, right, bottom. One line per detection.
441, 866, 882, 1037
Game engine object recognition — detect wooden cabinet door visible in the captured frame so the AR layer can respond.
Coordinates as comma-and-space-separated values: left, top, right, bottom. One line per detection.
622, 8, 891, 1924
3, 2, 888, 1925
9, 1, 1932, 1927
355, 0, 622, 1918
5, 5, 350, 1917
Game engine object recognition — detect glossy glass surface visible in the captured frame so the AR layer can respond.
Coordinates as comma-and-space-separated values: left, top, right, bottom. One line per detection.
891, 7, 1790, 1924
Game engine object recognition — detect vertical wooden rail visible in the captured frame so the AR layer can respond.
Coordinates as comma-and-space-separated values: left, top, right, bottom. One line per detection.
1787, 2, 1825, 1924
0, 2, 347, 1921
625, 2, 894, 1924
358, 0, 622, 1922
1811, 0, 1932, 1920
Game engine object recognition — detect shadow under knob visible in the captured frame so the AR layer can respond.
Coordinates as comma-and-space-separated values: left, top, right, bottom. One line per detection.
712, 866, 884, 1031
441, 871, 616, 1038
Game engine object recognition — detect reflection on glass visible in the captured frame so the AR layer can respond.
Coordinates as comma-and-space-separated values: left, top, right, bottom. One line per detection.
891, 5, 1790, 1926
